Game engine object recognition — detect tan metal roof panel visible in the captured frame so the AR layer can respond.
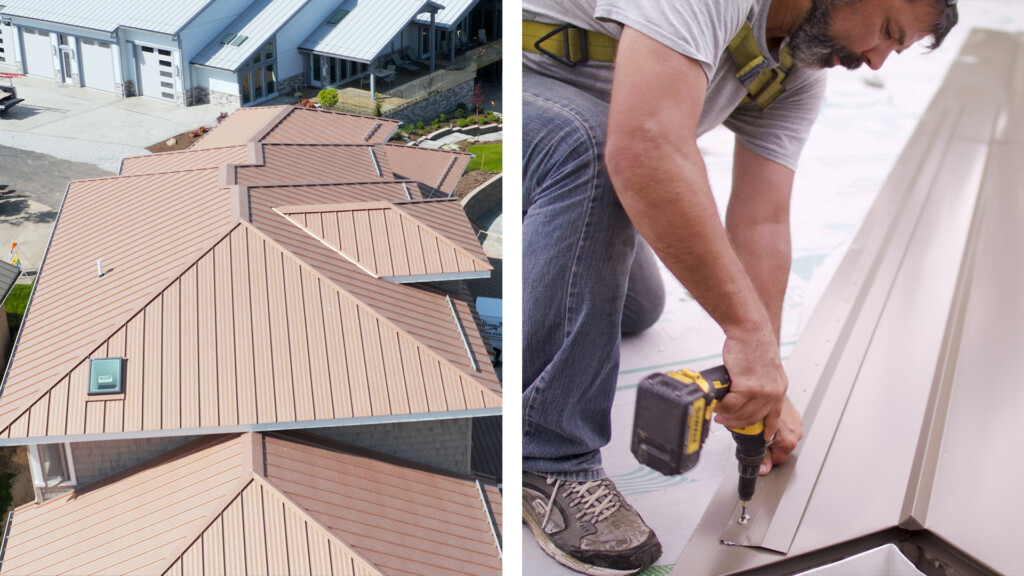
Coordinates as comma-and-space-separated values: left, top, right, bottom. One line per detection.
278, 200, 491, 281
119, 146, 250, 176
236, 144, 394, 186
384, 144, 473, 196
0, 170, 235, 437
261, 108, 400, 144
0, 108, 500, 442
190, 106, 290, 150
0, 435, 248, 576
248, 188, 501, 405
0, 222, 497, 439
264, 433, 502, 576
674, 28, 1024, 576
2, 432, 498, 575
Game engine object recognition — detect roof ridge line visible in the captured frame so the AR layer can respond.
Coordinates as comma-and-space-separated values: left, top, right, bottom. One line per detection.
275, 200, 489, 269
386, 201, 491, 269
248, 179, 407, 189
271, 209, 381, 278
239, 220, 500, 403
65, 166, 222, 185
383, 142, 474, 157
0, 222, 247, 437
158, 475, 257, 576
251, 473, 386, 576
250, 106, 295, 144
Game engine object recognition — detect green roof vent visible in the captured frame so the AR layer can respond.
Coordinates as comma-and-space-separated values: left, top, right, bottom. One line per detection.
89, 358, 125, 395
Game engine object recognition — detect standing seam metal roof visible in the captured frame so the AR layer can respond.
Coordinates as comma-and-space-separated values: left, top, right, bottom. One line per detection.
299, 0, 443, 62
0, 0, 216, 34
0, 106, 498, 442
192, 0, 309, 71
0, 432, 502, 575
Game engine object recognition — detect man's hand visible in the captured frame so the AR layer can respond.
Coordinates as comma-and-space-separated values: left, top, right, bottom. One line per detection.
713, 328, 788, 442
760, 395, 802, 474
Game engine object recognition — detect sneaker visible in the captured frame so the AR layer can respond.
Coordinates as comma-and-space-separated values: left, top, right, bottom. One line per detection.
522, 471, 662, 575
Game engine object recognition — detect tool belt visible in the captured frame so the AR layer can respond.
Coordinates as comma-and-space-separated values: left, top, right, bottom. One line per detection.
523, 19, 792, 110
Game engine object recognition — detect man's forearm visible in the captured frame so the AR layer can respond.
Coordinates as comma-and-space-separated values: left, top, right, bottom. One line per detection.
605, 28, 786, 435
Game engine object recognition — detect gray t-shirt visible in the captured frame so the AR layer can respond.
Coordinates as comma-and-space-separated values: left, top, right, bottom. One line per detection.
523, 0, 827, 170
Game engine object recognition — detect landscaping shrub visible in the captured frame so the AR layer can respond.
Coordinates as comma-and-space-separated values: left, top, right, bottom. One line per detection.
318, 88, 339, 109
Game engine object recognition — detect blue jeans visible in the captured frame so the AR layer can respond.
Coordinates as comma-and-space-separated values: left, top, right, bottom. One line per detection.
523, 70, 665, 481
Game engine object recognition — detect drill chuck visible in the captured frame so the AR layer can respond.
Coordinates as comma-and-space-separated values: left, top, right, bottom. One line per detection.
732, 426, 768, 503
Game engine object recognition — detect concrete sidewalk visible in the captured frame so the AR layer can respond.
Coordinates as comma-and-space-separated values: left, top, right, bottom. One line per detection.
0, 67, 232, 172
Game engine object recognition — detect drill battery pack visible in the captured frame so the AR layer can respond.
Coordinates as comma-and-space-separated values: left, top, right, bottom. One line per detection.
630, 370, 718, 476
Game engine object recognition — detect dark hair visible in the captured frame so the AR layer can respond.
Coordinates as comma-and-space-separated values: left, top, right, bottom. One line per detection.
924, 0, 958, 50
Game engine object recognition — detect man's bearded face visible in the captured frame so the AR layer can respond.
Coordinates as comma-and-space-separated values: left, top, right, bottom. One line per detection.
788, 0, 865, 70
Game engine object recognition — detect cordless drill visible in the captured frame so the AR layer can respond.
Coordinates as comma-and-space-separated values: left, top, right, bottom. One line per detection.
630, 365, 767, 524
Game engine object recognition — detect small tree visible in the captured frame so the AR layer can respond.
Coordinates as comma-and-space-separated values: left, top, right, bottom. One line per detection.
470, 82, 484, 115
373, 97, 383, 117
318, 88, 339, 109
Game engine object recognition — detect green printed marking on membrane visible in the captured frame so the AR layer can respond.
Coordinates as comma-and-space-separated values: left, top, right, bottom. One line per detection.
637, 565, 674, 576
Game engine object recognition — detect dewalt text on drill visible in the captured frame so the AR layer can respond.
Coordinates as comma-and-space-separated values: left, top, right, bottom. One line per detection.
630, 365, 768, 524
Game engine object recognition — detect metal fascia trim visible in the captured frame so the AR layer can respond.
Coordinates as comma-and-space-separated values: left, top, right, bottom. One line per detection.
476, 478, 503, 557
0, 408, 502, 447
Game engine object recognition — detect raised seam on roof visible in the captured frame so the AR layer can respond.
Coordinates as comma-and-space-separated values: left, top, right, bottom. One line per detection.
364, 122, 382, 142
447, 295, 479, 372
476, 479, 502, 557
436, 157, 458, 194
369, 147, 382, 176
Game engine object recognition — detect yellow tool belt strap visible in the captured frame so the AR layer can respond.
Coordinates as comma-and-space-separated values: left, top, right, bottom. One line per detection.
523, 20, 618, 66
727, 21, 793, 110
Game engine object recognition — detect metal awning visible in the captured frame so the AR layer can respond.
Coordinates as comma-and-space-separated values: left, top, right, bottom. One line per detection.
675, 28, 1024, 576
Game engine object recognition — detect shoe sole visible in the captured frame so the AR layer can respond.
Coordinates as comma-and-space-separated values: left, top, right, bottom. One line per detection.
522, 498, 645, 576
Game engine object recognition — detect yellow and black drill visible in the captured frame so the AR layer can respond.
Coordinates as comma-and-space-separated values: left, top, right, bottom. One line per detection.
630, 365, 767, 524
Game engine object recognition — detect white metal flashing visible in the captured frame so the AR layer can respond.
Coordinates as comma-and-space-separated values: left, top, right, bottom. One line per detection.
673, 29, 1024, 576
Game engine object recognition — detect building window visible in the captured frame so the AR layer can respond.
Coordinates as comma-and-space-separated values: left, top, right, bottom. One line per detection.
28, 443, 76, 488
239, 37, 276, 105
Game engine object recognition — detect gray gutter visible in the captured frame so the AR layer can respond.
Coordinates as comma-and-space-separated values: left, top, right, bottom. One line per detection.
673, 28, 1023, 575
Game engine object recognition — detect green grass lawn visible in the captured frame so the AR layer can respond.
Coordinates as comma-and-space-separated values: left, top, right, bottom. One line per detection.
466, 143, 502, 172
6, 283, 33, 335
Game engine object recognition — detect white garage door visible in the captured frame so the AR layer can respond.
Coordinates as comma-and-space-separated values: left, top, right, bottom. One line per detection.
0, 21, 15, 66
80, 39, 115, 93
22, 28, 53, 78
136, 45, 175, 101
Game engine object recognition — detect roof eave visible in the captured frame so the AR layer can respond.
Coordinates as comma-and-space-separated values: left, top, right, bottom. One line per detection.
0, 407, 501, 446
